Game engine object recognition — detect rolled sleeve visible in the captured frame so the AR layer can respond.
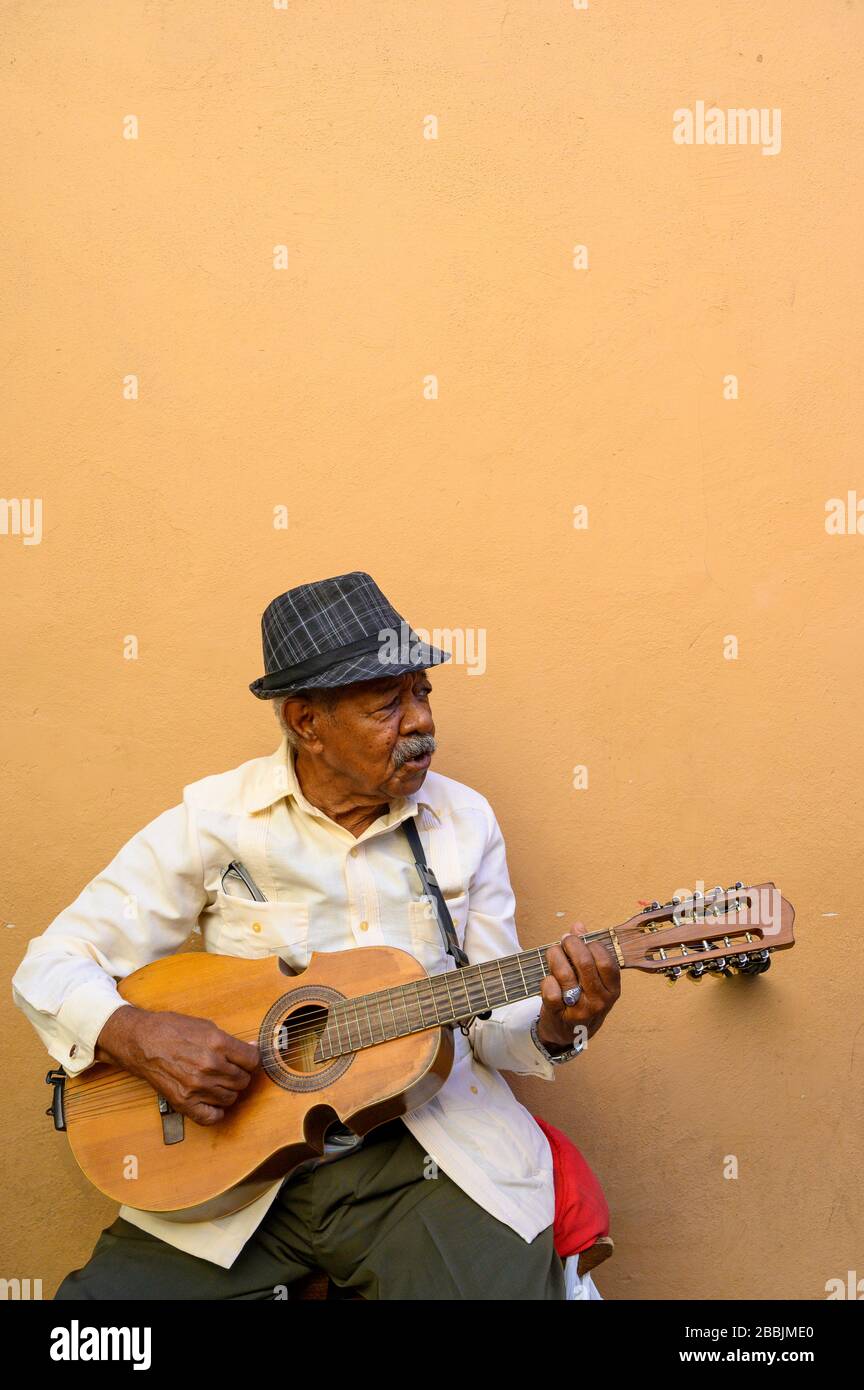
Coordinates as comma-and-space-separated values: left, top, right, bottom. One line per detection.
14, 974, 128, 1076
461, 801, 556, 1081
11, 797, 207, 1073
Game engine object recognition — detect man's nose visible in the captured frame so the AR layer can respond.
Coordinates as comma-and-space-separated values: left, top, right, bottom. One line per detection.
401, 693, 434, 736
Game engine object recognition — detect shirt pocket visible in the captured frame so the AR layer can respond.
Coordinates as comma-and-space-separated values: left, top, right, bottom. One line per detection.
408, 890, 469, 960
205, 889, 310, 964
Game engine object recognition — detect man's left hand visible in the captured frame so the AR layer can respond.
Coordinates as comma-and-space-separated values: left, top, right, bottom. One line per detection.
537, 924, 621, 1052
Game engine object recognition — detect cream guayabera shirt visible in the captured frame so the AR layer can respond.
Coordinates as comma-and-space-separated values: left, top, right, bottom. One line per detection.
13, 739, 561, 1269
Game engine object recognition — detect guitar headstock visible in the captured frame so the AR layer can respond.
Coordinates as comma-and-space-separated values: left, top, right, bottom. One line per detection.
618, 883, 795, 981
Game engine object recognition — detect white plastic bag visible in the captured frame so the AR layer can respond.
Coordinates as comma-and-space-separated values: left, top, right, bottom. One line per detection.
563, 1255, 604, 1300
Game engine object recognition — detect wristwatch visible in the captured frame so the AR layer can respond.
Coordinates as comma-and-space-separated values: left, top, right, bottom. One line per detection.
530, 1015, 587, 1065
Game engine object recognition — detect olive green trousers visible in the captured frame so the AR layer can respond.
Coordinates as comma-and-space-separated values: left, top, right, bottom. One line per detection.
55, 1119, 566, 1301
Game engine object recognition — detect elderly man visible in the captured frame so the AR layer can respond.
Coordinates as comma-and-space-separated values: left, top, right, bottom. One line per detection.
13, 572, 620, 1300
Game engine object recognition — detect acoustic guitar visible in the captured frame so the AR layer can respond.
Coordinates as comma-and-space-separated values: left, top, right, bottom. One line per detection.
45, 882, 795, 1221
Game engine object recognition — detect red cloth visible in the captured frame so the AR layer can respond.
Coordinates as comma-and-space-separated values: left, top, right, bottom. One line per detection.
533, 1115, 610, 1258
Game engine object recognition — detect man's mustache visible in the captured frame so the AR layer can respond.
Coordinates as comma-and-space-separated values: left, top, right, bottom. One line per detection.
392, 734, 436, 769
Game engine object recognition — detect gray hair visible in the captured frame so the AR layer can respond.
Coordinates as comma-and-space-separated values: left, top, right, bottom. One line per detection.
271, 687, 340, 748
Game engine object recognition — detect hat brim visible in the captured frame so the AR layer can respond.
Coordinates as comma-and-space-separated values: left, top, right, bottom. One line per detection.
249, 642, 451, 700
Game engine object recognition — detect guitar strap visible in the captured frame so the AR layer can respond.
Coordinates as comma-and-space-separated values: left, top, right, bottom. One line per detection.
400, 816, 490, 1021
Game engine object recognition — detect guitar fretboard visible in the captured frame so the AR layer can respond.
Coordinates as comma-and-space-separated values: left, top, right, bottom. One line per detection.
314, 932, 618, 1061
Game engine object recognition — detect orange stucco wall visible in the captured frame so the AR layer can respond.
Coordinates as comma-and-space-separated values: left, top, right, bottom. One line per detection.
1, 1, 861, 1300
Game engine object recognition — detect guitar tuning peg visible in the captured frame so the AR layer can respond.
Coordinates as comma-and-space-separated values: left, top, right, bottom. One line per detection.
739, 949, 771, 976
665, 966, 683, 984
687, 963, 706, 981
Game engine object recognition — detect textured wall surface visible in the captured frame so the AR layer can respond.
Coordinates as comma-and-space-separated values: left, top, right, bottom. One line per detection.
1, 1, 861, 1300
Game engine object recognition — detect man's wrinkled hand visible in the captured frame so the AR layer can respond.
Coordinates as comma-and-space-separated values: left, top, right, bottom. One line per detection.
537, 924, 621, 1052
96, 1005, 260, 1126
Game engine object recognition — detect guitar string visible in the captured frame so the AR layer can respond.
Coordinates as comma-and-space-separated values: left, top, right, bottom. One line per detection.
68, 946, 576, 1085
62, 922, 752, 1121
61, 961, 558, 1119
63, 926, 666, 1120
61, 910, 752, 1121
58, 932, 608, 1112
59, 933, 630, 1119
61, 942, 630, 1122
64, 911, 744, 1117
61, 946, 565, 1075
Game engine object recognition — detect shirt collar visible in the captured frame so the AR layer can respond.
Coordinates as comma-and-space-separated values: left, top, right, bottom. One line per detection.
240, 737, 437, 827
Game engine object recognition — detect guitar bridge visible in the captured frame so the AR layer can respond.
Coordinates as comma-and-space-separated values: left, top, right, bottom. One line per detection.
157, 1094, 185, 1145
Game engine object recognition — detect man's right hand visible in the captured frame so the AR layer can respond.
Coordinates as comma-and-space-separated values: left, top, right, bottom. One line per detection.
95, 1005, 260, 1126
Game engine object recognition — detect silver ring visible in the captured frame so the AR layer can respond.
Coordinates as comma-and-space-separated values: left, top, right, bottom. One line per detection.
562, 985, 583, 1008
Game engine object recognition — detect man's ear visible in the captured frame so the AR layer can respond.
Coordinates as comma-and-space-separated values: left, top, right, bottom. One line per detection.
284, 694, 325, 751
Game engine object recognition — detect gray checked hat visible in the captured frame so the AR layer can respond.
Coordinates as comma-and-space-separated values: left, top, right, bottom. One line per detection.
249, 571, 451, 699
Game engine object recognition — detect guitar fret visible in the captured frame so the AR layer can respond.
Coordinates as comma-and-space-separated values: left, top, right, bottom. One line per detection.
429, 977, 444, 1025
399, 985, 412, 1034
411, 980, 428, 1029
478, 966, 492, 1012
441, 971, 458, 1019
462, 970, 482, 1016
413, 981, 430, 1028
442, 978, 462, 1017
495, 959, 508, 1003
515, 954, 528, 993
417, 981, 430, 1028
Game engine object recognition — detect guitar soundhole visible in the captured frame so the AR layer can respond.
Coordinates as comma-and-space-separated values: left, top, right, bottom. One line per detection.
260, 984, 354, 1092
275, 1004, 329, 1074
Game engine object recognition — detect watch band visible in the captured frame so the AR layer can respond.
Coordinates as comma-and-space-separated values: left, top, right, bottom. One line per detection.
530, 1016, 586, 1065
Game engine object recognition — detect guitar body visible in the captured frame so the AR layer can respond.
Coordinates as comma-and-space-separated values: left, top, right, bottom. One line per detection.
63, 947, 453, 1221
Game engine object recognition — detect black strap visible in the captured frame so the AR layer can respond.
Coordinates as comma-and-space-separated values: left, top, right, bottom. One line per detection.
401, 821, 491, 1026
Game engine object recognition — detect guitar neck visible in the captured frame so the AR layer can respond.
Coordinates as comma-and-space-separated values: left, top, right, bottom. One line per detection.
315, 928, 619, 1062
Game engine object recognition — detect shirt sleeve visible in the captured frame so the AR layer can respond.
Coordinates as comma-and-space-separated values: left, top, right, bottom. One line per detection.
11, 797, 208, 1076
461, 800, 556, 1081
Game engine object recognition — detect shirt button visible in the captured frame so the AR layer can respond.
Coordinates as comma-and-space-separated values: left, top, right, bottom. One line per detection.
252, 922, 263, 933
470, 1085, 478, 1094
350, 848, 359, 858
69, 1044, 78, 1058
359, 920, 369, 932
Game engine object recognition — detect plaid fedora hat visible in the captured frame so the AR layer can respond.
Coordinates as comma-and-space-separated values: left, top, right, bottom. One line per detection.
249, 571, 451, 699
